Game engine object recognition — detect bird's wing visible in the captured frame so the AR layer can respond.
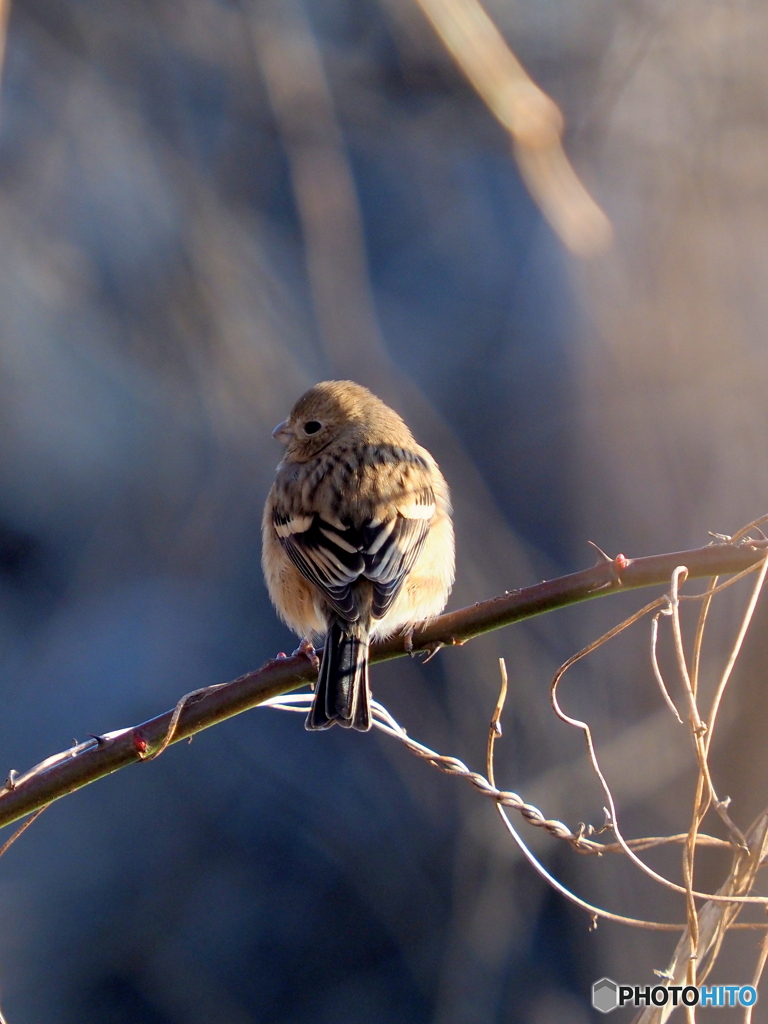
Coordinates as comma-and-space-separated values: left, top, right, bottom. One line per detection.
362, 487, 435, 618
272, 509, 364, 620
273, 484, 435, 623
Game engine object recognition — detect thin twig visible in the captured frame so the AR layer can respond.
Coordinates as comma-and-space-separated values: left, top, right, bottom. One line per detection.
650, 612, 683, 722
598, 834, 731, 853
269, 690, 768, 936
492, 801, 680, 930
550, 579, 768, 907
486, 657, 508, 788
706, 551, 768, 754
0, 805, 48, 858
266, 695, 699, 930
744, 926, 768, 1024
668, 566, 704, 987
690, 576, 718, 698
675, 556, 768, 1001
374, 695, 685, 931
670, 560, 748, 844
634, 811, 768, 1024
480, 659, 682, 930
729, 513, 768, 543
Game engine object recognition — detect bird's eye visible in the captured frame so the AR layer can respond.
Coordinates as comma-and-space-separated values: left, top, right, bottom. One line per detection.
304, 421, 322, 435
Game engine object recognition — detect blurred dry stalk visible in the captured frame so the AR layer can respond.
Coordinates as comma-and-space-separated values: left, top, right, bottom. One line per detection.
266, 519, 768, 1018
413, 0, 612, 256
0, 0, 10, 92
250, 0, 391, 381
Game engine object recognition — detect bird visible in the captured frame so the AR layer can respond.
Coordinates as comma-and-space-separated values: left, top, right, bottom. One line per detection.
262, 380, 454, 731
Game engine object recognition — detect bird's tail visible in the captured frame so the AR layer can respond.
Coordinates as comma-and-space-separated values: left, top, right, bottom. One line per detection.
306, 620, 371, 731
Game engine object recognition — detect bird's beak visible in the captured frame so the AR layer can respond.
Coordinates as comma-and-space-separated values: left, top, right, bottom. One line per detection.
271, 420, 293, 444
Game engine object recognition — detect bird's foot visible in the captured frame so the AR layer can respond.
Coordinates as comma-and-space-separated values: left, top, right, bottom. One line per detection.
293, 638, 321, 674
404, 627, 416, 657
420, 640, 445, 664
403, 627, 444, 663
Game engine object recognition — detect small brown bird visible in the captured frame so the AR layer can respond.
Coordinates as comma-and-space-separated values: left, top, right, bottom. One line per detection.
262, 381, 454, 731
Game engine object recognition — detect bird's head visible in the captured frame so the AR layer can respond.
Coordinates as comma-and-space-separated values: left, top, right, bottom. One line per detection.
272, 380, 391, 462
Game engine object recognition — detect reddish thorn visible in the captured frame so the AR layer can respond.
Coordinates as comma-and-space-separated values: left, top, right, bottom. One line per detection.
132, 733, 148, 755
615, 553, 628, 571
276, 652, 287, 659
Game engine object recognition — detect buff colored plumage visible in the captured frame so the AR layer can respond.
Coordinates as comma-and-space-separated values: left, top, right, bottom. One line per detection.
262, 380, 454, 731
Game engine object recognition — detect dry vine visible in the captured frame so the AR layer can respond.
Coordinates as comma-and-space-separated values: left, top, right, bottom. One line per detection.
263, 517, 768, 1020
1, 523, 768, 1023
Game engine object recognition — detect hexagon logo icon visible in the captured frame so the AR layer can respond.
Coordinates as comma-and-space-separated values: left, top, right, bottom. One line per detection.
593, 978, 619, 1013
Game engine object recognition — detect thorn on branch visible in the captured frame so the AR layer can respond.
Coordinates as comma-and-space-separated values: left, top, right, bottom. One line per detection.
587, 541, 629, 584
588, 540, 612, 564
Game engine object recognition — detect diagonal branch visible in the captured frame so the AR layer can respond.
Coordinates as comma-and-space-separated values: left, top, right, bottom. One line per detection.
413, 0, 612, 256
0, 537, 765, 833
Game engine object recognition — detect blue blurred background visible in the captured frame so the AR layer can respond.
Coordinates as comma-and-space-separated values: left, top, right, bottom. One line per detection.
0, 0, 767, 1020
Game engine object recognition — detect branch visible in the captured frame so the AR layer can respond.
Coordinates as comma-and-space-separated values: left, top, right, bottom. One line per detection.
0, 537, 765, 832
413, 0, 612, 256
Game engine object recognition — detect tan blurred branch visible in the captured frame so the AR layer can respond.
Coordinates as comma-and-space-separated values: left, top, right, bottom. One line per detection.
250, 0, 391, 381
0, 535, 765, 834
414, 0, 612, 256
0, 0, 10, 112
0, 0, 11, 95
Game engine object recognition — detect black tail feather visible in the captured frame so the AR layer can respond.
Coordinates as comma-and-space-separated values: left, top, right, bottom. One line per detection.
306, 620, 371, 731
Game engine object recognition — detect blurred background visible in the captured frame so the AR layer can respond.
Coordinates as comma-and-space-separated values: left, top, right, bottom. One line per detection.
0, 0, 767, 1020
